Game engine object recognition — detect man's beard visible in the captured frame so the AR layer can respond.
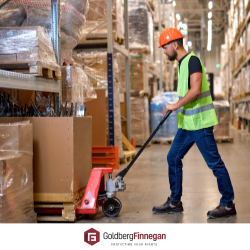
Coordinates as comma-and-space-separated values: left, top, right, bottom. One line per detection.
168, 51, 177, 61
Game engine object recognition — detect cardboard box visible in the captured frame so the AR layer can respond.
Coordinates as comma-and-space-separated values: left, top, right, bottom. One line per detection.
84, 89, 106, 147
31, 117, 92, 202
0, 117, 92, 203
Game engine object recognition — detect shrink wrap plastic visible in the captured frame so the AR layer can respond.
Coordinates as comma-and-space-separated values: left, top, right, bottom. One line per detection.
213, 101, 230, 137
0, 3, 26, 27
0, 121, 36, 223
0, 0, 89, 65
131, 97, 150, 146
81, 0, 124, 40
0, 26, 60, 71
128, 3, 153, 54
82, 52, 107, 88
62, 65, 97, 106
150, 93, 178, 140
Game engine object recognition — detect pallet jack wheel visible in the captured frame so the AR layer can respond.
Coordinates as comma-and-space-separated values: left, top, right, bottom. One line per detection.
102, 197, 122, 217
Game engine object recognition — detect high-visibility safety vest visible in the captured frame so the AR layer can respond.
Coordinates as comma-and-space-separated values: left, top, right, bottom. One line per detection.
177, 52, 218, 130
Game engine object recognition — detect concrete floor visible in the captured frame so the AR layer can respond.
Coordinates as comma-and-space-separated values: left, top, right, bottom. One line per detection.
78, 127, 250, 223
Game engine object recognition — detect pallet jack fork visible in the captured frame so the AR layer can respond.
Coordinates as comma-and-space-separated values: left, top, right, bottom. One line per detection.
77, 111, 172, 217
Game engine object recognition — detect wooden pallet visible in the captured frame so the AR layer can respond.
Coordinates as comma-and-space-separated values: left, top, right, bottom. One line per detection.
35, 188, 86, 222
152, 138, 174, 145
215, 137, 234, 143
130, 91, 149, 97
129, 47, 150, 54
120, 150, 136, 164
0, 62, 61, 80
81, 33, 124, 45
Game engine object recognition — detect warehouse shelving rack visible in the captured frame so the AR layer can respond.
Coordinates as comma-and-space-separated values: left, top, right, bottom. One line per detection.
0, 0, 62, 112
228, 0, 250, 133
74, 0, 132, 143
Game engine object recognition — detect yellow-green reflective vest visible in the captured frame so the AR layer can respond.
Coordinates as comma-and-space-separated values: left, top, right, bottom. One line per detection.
177, 52, 218, 130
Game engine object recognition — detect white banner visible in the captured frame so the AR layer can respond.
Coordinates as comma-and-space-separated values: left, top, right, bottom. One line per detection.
0, 223, 248, 250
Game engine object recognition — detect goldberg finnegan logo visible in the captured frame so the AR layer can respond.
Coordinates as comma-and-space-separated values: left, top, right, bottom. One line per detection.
103, 232, 166, 241
84, 228, 100, 246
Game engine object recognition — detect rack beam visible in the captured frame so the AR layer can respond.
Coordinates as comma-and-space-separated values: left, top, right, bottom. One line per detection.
0, 70, 61, 93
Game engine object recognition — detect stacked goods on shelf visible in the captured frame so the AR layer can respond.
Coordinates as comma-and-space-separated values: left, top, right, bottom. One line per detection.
150, 92, 178, 141
232, 65, 250, 98
82, 52, 107, 88
81, 0, 124, 42
238, 101, 250, 120
0, 27, 60, 74
128, 1, 154, 62
0, 2, 26, 27
214, 101, 230, 137
130, 97, 150, 146
79, 52, 124, 158
120, 53, 149, 94
0, 121, 36, 223
0, 0, 89, 65
61, 65, 97, 109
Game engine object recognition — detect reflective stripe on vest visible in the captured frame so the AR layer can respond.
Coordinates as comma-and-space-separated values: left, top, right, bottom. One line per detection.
179, 103, 214, 116
178, 90, 211, 101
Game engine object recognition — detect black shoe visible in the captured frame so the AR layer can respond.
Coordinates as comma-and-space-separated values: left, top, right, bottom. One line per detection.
207, 204, 237, 219
152, 197, 183, 214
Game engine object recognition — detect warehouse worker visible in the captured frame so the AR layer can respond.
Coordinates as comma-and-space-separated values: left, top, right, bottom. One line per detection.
152, 28, 236, 219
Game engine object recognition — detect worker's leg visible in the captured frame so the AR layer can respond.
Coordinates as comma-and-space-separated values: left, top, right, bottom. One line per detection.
194, 127, 234, 206
167, 129, 195, 203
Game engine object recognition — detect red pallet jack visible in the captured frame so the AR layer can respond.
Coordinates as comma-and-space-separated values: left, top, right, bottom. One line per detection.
76, 111, 172, 217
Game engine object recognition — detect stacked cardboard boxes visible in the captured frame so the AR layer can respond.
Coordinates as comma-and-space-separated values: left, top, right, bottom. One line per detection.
82, 0, 124, 40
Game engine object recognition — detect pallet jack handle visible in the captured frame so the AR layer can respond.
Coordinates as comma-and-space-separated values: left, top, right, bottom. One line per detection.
116, 110, 172, 179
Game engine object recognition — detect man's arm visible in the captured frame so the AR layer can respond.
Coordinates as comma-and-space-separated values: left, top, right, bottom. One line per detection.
165, 72, 202, 112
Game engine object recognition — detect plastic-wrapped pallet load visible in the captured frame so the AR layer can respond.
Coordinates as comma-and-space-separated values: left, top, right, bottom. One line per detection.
128, 2, 154, 62
128, 2, 151, 49
0, 0, 89, 65
150, 92, 179, 141
131, 97, 150, 146
213, 101, 230, 137
62, 65, 97, 109
0, 26, 60, 71
82, 0, 124, 40
82, 52, 107, 88
0, 121, 36, 223
0, 3, 26, 27
120, 53, 149, 93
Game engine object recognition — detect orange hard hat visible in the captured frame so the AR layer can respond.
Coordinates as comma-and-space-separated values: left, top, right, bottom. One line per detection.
158, 28, 185, 48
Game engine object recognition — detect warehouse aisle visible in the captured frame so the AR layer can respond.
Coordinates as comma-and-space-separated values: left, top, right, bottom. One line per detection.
78, 128, 250, 223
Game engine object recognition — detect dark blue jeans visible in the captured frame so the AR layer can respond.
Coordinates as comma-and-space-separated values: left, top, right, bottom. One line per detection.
167, 127, 234, 206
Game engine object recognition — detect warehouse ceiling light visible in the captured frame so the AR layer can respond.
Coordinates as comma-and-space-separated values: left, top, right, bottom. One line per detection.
187, 41, 192, 47
183, 23, 188, 30
176, 13, 181, 21
179, 21, 183, 28
207, 19, 212, 51
208, 11, 212, 19
208, 1, 213, 9
173, 1, 176, 7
